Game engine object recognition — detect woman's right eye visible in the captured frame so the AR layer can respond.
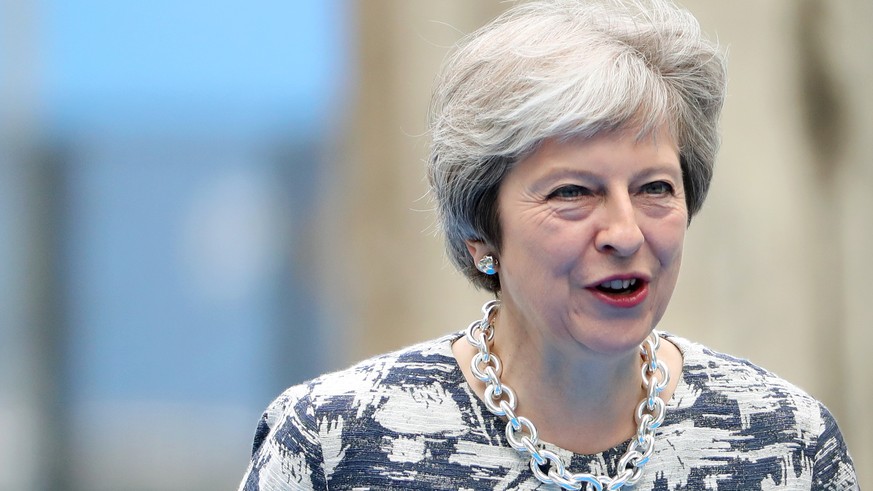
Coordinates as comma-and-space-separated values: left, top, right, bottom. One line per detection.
547, 185, 592, 200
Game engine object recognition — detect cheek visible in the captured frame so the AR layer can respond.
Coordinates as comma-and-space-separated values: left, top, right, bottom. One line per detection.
645, 212, 687, 266
651, 219, 686, 319
498, 219, 585, 294
666, 226, 686, 262
501, 200, 570, 255
512, 218, 587, 268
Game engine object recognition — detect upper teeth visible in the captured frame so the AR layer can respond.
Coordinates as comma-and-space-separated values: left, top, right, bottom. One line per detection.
601, 278, 637, 289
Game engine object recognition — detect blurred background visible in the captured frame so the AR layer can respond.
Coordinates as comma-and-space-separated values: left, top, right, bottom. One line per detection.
0, 1, 870, 489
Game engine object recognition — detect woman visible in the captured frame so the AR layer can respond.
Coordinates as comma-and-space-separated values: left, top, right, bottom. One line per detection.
239, 0, 858, 489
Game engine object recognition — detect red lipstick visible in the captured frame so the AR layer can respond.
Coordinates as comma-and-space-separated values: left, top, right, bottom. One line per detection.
587, 276, 649, 308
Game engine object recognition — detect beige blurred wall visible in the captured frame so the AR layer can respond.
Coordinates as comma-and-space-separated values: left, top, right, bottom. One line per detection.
327, 1, 872, 486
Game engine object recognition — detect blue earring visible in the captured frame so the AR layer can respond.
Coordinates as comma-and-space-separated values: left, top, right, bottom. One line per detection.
476, 255, 498, 275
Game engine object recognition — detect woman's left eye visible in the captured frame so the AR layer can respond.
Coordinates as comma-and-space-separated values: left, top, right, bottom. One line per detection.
640, 181, 674, 195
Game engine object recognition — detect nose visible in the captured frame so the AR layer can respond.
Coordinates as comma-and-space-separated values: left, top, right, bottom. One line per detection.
594, 195, 644, 257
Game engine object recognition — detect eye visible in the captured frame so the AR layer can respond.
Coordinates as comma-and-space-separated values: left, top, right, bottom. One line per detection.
547, 185, 593, 200
640, 181, 674, 196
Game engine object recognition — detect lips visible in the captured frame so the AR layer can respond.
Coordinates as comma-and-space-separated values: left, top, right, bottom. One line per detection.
587, 275, 649, 308
598, 278, 639, 291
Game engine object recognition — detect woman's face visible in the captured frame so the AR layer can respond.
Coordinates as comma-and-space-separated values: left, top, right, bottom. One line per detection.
483, 128, 687, 355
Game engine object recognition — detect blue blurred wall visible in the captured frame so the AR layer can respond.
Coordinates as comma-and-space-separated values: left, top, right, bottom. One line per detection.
0, 1, 348, 489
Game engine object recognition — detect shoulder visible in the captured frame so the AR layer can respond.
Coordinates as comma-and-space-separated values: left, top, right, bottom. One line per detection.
240, 333, 468, 489
662, 333, 857, 487
667, 333, 823, 414
256, 332, 465, 444
664, 332, 834, 443
290, 332, 462, 406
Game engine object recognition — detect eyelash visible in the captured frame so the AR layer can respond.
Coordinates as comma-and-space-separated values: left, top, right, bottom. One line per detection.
640, 181, 674, 195
547, 185, 592, 200
547, 181, 674, 200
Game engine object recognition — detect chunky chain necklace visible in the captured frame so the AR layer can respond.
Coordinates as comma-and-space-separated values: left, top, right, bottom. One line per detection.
465, 300, 669, 491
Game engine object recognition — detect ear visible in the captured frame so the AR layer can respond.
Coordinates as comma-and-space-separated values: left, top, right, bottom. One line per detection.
465, 240, 491, 263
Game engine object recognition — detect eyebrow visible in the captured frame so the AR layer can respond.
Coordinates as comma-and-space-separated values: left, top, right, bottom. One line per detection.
633, 164, 683, 180
536, 164, 682, 183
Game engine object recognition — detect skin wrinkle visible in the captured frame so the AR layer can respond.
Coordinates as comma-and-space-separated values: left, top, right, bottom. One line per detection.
239, 0, 859, 485
428, 0, 726, 293
456, 126, 685, 454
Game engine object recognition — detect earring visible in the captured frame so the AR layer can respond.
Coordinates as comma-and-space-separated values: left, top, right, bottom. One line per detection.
476, 255, 498, 275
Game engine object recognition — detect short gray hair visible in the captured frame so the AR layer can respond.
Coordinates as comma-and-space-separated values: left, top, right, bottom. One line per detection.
427, 0, 727, 292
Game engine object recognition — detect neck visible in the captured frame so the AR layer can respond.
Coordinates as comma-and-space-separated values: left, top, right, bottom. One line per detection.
453, 306, 656, 455
493, 313, 646, 453
455, 300, 683, 458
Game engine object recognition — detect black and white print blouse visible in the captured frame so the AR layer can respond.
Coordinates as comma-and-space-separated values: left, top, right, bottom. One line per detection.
239, 332, 858, 490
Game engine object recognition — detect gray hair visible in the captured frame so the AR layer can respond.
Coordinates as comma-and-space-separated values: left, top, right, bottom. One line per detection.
427, 0, 727, 292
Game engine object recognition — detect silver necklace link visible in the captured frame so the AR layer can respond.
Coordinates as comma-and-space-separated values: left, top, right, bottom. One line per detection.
465, 300, 669, 491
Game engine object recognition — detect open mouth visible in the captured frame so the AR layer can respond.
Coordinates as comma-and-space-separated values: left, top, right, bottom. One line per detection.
595, 278, 645, 296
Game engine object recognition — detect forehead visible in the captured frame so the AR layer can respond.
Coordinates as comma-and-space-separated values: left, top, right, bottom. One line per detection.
560, 123, 680, 154
514, 128, 681, 177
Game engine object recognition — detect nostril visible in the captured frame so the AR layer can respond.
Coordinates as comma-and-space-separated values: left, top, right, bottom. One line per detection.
595, 221, 644, 257
596, 237, 644, 257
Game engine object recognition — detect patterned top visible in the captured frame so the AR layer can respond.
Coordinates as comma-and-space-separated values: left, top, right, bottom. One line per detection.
238, 332, 858, 490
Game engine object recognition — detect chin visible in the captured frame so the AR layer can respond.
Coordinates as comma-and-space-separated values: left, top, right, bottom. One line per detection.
569, 319, 656, 355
